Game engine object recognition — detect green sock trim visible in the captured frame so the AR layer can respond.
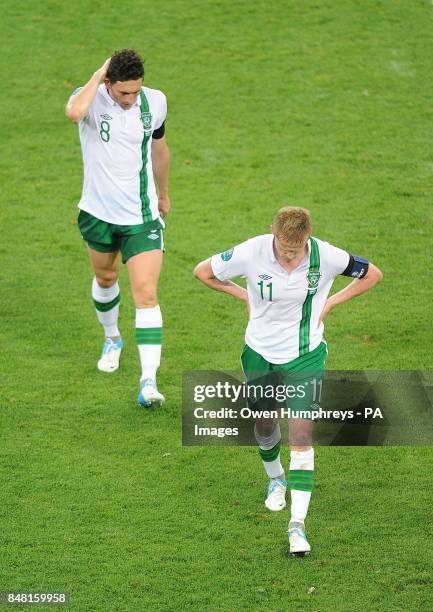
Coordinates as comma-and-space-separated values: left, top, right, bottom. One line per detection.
289, 469, 314, 492
290, 482, 313, 492
93, 294, 120, 312
136, 327, 163, 345
259, 441, 281, 463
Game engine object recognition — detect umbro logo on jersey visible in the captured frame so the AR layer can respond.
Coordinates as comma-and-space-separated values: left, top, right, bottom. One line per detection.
148, 233, 159, 240
100, 114, 113, 120
259, 274, 272, 280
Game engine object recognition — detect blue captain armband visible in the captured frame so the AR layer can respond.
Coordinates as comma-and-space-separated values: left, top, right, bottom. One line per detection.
342, 254, 369, 278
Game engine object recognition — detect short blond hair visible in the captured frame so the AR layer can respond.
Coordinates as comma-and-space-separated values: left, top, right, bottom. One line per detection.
272, 206, 312, 243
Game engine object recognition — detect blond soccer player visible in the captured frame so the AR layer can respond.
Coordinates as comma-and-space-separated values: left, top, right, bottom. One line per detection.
194, 207, 382, 554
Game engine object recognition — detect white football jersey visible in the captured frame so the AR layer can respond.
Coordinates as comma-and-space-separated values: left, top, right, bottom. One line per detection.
211, 235, 350, 363
74, 84, 167, 225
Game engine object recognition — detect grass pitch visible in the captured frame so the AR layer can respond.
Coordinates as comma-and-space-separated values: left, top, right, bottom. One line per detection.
1, 0, 433, 610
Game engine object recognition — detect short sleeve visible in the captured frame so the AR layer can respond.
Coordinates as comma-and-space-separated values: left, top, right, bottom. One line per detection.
70, 86, 82, 97
154, 91, 167, 130
67, 86, 82, 106
321, 241, 351, 278
68, 86, 93, 124
210, 241, 250, 280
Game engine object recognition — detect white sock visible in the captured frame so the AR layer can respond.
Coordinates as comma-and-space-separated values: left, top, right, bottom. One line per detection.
135, 306, 163, 381
92, 278, 120, 338
255, 424, 285, 480
263, 456, 285, 480
289, 448, 314, 523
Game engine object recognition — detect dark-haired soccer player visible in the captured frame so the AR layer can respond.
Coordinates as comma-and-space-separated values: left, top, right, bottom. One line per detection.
194, 207, 382, 554
66, 49, 170, 407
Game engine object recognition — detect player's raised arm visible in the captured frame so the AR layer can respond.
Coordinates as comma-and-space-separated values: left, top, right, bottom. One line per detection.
319, 261, 383, 325
65, 57, 111, 123
193, 258, 248, 303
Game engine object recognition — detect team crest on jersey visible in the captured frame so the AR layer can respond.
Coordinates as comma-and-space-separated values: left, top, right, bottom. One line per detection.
221, 248, 234, 261
140, 111, 153, 132
306, 270, 321, 293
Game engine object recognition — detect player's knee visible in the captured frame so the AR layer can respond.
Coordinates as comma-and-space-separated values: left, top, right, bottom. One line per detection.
134, 285, 158, 308
289, 432, 312, 448
256, 420, 277, 437
95, 272, 118, 288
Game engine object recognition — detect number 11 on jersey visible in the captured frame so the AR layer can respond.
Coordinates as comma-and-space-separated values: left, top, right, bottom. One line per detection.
258, 280, 273, 301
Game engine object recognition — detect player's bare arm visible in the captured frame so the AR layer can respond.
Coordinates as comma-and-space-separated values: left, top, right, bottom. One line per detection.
65, 57, 111, 123
151, 136, 170, 217
195, 208, 385, 556
319, 263, 383, 325
70, 49, 168, 407
194, 259, 248, 303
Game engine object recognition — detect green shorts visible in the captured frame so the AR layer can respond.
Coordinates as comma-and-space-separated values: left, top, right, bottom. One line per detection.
78, 210, 164, 263
241, 342, 327, 418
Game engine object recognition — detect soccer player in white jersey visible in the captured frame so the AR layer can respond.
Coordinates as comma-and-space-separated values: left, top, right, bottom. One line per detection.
66, 49, 170, 407
194, 207, 382, 554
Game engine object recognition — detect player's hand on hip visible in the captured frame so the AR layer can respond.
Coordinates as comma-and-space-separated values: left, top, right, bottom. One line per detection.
318, 300, 333, 327
158, 195, 170, 218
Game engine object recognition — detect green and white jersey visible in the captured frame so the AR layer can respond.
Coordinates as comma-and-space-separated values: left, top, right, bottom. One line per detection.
75, 84, 167, 225
211, 234, 350, 364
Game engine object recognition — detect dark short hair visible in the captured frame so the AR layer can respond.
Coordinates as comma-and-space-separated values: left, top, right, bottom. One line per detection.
107, 49, 144, 83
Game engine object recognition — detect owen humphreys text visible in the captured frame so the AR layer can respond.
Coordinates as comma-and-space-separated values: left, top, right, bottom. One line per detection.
192, 382, 384, 438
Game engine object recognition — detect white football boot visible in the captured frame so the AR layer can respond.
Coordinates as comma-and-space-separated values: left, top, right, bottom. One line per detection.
138, 378, 165, 408
97, 338, 123, 373
288, 521, 311, 556
265, 477, 287, 511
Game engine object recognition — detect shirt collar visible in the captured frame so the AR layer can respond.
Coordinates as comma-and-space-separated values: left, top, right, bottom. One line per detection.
269, 234, 277, 263
100, 84, 116, 106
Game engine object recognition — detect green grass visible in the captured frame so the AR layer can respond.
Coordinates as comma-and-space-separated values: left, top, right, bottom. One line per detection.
1, 0, 433, 609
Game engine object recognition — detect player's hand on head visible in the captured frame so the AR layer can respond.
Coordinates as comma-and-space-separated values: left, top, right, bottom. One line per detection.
98, 57, 111, 81
158, 195, 170, 218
